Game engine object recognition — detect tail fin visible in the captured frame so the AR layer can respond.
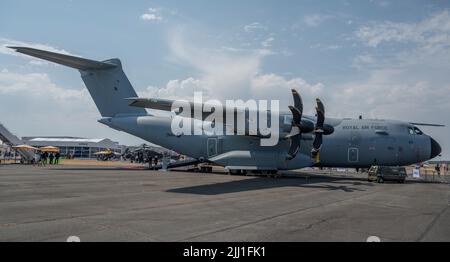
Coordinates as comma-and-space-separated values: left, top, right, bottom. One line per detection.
9, 46, 147, 117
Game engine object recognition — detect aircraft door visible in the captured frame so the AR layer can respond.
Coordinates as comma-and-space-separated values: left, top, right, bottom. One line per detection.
409, 126, 428, 162
397, 128, 412, 165
407, 127, 415, 146
348, 148, 359, 163
207, 138, 218, 158
407, 126, 419, 162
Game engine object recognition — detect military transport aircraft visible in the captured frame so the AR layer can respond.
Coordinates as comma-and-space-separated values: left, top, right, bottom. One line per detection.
9, 47, 443, 174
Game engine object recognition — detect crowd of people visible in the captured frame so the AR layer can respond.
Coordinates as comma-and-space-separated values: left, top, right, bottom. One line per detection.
36, 151, 61, 166
434, 162, 448, 176
128, 151, 160, 169
1, 151, 14, 158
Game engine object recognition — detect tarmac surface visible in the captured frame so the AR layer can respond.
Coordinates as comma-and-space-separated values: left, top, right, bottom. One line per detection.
0, 164, 449, 242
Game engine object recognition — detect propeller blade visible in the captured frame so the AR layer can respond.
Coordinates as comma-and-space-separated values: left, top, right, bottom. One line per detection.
287, 134, 301, 160
286, 126, 300, 138
312, 98, 325, 161
315, 98, 325, 130
312, 134, 322, 152
286, 89, 304, 160
288, 106, 302, 126
291, 89, 303, 114
311, 133, 322, 162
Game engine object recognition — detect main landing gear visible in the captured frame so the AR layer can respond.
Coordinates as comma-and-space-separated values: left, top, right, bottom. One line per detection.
228, 169, 280, 177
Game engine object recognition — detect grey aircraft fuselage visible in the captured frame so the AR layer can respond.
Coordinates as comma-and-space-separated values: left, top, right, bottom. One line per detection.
101, 113, 438, 171
9, 46, 442, 172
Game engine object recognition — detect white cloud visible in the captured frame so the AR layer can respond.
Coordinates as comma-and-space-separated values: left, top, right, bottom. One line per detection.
0, 68, 150, 145
141, 27, 323, 112
0, 38, 74, 56
165, 28, 262, 100
303, 14, 333, 27
139, 77, 206, 100
251, 74, 323, 96
330, 69, 450, 122
355, 10, 450, 48
352, 54, 376, 69
243, 22, 267, 33
0, 69, 88, 101
250, 74, 324, 111
310, 43, 342, 51
261, 37, 275, 48
370, 0, 391, 8
140, 7, 163, 22
0, 38, 77, 66
348, 12, 450, 119
0, 38, 149, 145
348, 11, 450, 157
141, 13, 162, 21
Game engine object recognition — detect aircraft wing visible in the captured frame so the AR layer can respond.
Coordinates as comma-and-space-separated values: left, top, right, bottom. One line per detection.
409, 122, 445, 127
127, 97, 259, 122
127, 97, 176, 111
128, 97, 275, 136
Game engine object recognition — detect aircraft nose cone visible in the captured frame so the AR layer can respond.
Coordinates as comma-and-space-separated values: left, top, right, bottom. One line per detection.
430, 137, 442, 159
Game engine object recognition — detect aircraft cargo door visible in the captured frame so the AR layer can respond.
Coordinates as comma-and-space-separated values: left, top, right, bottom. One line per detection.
207, 138, 218, 158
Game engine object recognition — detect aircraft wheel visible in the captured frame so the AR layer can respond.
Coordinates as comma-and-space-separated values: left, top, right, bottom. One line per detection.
229, 169, 241, 175
377, 177, 384, 183
260, 170, 270, 177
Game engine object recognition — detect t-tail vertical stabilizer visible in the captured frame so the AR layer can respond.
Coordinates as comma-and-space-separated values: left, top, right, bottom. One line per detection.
8, 46, 147, 118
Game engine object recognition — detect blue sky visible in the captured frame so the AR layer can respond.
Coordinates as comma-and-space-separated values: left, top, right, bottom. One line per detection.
1, 0, 449, 158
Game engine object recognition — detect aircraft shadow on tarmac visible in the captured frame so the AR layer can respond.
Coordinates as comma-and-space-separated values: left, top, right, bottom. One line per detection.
167, 174, 373, 195
52, 167, 148, 171
53, 167, 120, 171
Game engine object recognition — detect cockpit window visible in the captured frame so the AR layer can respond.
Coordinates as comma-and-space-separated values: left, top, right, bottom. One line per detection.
414, 127, 423, 135
408, 126, 423, 135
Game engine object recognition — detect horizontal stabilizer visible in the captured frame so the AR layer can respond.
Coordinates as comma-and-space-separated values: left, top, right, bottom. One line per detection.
8, 46, 117, 70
